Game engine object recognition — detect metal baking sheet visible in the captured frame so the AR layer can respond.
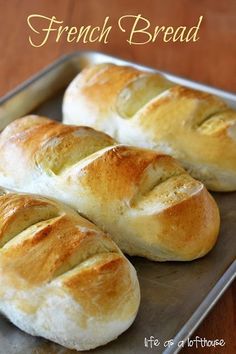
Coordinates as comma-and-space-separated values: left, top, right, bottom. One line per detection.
0, 51, 235, 354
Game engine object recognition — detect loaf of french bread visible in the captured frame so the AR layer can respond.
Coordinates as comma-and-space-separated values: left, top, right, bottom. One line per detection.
0, 116, 220, 261
63, 63, 236, 191
0, 188, 140, 350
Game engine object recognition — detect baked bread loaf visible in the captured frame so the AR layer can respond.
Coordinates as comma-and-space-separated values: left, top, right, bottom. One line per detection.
62, 63, 236, 191
0, 187, 140, 351
0, 116, 220, 261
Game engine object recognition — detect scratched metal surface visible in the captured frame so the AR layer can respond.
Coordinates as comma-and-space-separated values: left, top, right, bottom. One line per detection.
0, 52, 235, 354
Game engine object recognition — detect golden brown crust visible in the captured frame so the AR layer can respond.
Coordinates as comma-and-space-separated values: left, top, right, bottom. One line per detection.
63, 253, 138, 320
137, 85, 235, 170
0, 193, 58, 247
0, 189, 138, 303
77, 146, 184, 203
2, 215, 114, 286
0, 115, 116, 177
0, 191, 121, 287
152, 187, 220, 259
